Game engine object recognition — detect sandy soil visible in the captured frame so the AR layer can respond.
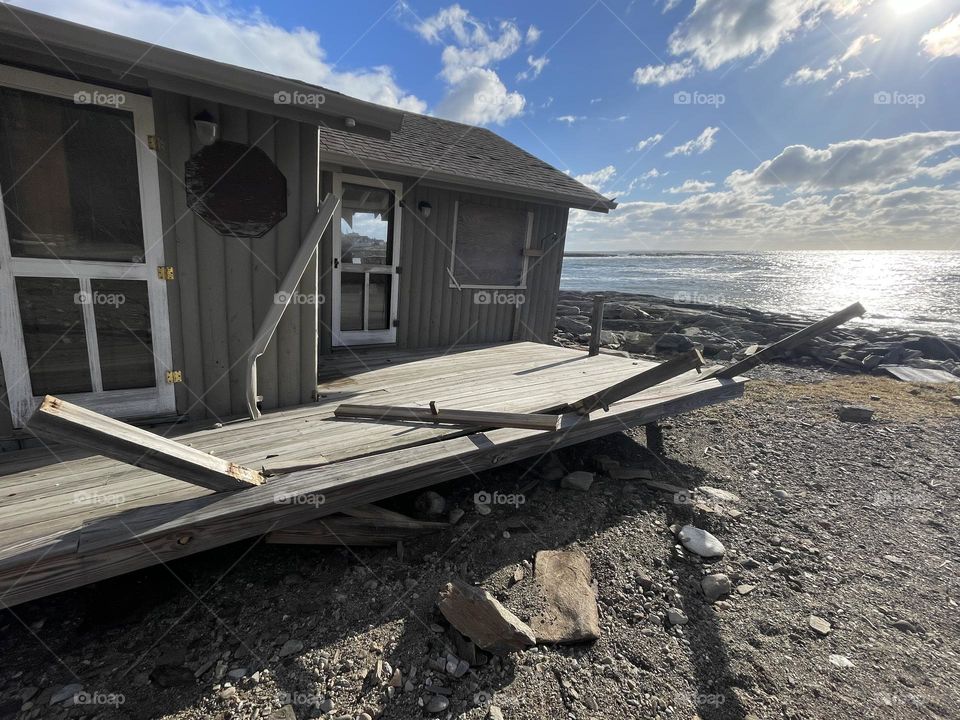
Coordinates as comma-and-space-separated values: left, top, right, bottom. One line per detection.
1, 364, 958, 720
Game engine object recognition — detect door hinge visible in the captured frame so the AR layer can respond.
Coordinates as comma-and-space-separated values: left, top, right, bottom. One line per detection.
392, 318, 399, 328
396, 266, 401, 274
157, 266, 175, 280
166, 370, 183, 383
147, 135, 160, 151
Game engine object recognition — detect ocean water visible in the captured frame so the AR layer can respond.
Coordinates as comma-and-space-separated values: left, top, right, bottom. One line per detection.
560, 251, 960, 339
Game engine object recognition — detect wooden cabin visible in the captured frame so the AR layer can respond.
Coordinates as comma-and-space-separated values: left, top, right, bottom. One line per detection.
0, 8, 616, 449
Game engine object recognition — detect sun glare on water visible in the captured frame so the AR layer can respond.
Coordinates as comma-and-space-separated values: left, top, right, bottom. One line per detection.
888, 0, 936, 15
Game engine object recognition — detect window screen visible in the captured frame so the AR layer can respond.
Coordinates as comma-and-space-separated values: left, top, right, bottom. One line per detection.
450, 202, 529, 288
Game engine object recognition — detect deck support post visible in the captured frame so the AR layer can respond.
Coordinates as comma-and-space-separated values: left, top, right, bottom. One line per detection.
588, 295, 605, 356
645, 422, 665, 454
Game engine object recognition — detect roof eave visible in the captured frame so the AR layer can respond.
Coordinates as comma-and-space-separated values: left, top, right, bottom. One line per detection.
0, 7, 404, 134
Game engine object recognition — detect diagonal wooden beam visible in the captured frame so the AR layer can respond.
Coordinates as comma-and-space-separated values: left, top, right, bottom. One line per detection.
26, 396, 263, 492
567, 348, 704, 415
333, 404, 560, 431
708, 302, 866, 380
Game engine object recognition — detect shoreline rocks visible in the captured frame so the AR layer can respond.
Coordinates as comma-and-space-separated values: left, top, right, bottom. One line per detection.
555, 290, 960, 378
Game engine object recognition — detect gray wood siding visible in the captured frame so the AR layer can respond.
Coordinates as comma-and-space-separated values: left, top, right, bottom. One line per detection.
0, 361, 12, 442
318, 163, 568, 354
155, 91, 319, 421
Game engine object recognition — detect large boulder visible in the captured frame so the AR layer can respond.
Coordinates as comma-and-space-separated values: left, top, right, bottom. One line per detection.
620, 331, 654, 353
556, 316, 591, 335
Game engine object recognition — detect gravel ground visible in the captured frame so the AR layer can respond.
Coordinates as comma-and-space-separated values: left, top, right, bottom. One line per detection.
1, 364, 958, 720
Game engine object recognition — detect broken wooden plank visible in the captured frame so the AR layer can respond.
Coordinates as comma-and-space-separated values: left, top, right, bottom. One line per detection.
710, 302, 866, 380
568, 348, 704, 414
265, 507, 447, 546
333, 404, 560, 431
26, 396, 263, 492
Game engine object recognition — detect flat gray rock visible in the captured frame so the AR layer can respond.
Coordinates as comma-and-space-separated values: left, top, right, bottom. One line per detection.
531, 550, 600, 644
561, 471, 595, 492
437, 579, 535, 654
678, 525, 726, 558
701, 574, 732, 601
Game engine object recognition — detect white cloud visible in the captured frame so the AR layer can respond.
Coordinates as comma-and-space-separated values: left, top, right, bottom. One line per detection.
729, 131, 960, 192
11, 0, 427, 112
526, 25, 542, 45
555, 115, 586, 124
415, 4, 529, 124
920, 14, 960, 58
575, 165, 617, 192
667, 179, 716, 193
590, 97, 603, 104
634, 133, 664, 152
517, 54, 549, 81
785, 34, 879, 89
632, 60, 695, 86
662, 0, 871, 79
662, 0, 682, 12
434, 67, 525, 125
641, 168, 665, 180
666, 126, 719, 157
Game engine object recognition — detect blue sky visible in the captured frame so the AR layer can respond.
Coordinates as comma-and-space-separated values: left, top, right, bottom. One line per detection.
11, 0, 960, 250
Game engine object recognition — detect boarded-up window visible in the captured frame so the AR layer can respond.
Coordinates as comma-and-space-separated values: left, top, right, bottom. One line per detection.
450, 202, 530, 288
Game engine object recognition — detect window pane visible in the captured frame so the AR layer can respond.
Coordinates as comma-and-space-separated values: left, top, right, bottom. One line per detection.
452, 203, 527, 287
15, 277, 92, 395
340, 273, 365, 331
339, 183, 392, 266
368, 274, 391, 331
91, 279, 155, 390
0, 87, 145, 262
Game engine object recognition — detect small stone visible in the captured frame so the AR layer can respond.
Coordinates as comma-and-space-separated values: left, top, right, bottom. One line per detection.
701, 574, 732, 601
219, 687, 237, 700
772, 489, 788, 500
279, 639, 303, 657
737, 584, 756, 595
561, 471, 595, 491
829, 654, 854, 668
448, 508, 465, 525
667, 608, 688, 626
425, 695, 449, 713
475, 503, 492, 516
318, 697, 335, 713
678, 525, 726, 558
49, 684, 83, 705
488, 707, 505, 720
388, 669, 403, 687
227, 668, 247, 680
891, 619, 918, 634
838, 405, 874, 423
809, 615, 832, 636
416, 491, 446, 516
951, 396, 960, 404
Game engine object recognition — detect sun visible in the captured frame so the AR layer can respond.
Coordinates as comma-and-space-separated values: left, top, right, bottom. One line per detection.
888, 0, 936, 15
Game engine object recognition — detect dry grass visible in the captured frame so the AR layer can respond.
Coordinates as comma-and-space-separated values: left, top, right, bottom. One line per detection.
748, 374, 960, 422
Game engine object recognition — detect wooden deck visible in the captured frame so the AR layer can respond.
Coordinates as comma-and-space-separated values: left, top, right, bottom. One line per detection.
0, 342, 745, 607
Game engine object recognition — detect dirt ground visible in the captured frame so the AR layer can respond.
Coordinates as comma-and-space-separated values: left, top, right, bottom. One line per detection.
1, 364, 958, 720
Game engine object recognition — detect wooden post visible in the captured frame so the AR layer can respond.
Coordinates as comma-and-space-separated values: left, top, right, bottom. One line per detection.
645, 422, 665, 454
588, 295, 604, 357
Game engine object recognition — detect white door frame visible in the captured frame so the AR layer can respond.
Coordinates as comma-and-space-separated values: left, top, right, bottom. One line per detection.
331, 172, 402, 346
0, 64, 175, 427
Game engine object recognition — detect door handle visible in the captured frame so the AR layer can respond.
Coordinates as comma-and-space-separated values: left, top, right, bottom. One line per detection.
333, 258, 340, 269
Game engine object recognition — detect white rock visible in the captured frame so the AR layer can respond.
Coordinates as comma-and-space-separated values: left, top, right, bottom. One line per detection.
677, 525, 725, 557
49, 684, 82, 705
829, 654, 854, 668
561, 471, 595, 491
667, 608, 689, 626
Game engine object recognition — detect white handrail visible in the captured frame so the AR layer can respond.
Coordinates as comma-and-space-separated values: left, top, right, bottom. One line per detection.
245, 193, 340, 419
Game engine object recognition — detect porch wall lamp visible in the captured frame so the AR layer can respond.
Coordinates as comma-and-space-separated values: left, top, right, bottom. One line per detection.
193, 110, 219, 146
418, 201, 432, 219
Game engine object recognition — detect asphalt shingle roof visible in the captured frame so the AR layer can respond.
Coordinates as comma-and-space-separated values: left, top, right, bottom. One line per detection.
319, 113, 616, 212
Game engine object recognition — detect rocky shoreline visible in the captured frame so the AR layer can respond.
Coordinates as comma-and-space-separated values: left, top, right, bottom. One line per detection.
555, 290, 960, 378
